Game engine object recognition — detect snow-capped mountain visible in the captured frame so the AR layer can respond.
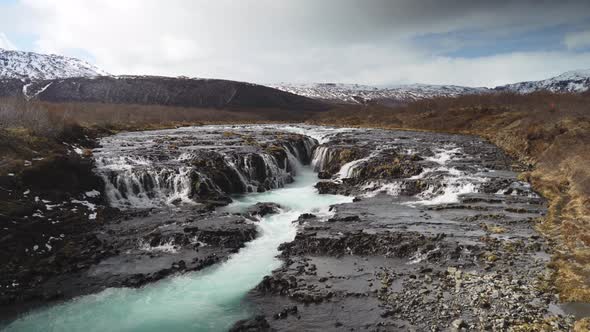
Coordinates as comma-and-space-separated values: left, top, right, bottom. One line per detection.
268, 82, 490, 105
497, 69, 590, 94
270, 69, 590, 104
0, 48, 109, 81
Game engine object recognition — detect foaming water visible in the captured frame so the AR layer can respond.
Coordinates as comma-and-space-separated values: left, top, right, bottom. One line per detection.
348, 145, 488, 205
408, 147, 487, 205
93, 124, 322, 209
4, 167, 351, 332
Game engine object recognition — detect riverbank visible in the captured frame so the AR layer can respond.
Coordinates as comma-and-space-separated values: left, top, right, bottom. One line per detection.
0, 124, 108, 317
311, 92, 590, 310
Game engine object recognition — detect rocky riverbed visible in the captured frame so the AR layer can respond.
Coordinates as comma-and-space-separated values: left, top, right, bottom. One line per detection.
0, 125, 316, 324
233, 128, 578, 331
0, 125, 582, 330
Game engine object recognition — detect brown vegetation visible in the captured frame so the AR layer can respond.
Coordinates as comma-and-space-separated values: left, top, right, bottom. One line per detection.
36, 99, 316, 130
1, 96, 316, 135
311, 91, 590, 303
0, 97, 65, 137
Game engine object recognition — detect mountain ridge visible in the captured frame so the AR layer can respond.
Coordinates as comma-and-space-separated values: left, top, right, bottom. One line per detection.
269, 69, 590, 104
1, 48, 589, 106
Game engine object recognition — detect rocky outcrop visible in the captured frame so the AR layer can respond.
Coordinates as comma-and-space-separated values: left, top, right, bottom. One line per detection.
246, 202, 282, 218
229, 315, 272, 332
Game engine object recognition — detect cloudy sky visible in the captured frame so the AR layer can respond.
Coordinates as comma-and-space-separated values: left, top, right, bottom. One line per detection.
1, 0, 590, 87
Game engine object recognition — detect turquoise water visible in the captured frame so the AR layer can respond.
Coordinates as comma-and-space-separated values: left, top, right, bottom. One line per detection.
4, 167, 351, 332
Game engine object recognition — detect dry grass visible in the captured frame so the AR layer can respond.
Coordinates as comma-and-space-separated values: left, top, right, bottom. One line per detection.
37, 100, 314, 128
574, 318, 590, 332
311, 91, 590, 303
0, 97, 65, 137
1, 96, 317, 137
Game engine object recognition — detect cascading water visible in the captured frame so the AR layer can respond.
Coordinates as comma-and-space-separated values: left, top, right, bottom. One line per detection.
406, 146, 487, 205
336, 150, 380, 180
308, 139, 489, 205
92, 126, 319, 209
4, 126, 351, 332
311, 146, 332, 172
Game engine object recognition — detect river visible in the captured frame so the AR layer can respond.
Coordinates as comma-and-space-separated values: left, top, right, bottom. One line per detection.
4, 162, 351, 331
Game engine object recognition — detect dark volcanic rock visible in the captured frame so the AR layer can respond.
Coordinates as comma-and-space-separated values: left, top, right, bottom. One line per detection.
0, 207, 258, 321
21, 155, 104, 198
314, 180, 341, 194
229, 315, 272, 332
246, 202, 282, 218
0, 79, 25, 97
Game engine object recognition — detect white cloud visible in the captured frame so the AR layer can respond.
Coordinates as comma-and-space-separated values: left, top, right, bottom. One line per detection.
384, 52, 590, 87
3, 0, 590, 87
0, 32, 17, 50
564, 30, 590, 50
277, 47, 590, 87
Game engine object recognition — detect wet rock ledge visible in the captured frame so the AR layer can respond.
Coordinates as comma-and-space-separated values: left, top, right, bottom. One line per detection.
234, 129, 576, 331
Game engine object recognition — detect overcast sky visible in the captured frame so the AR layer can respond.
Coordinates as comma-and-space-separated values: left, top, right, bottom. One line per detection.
1, 0, 590, 87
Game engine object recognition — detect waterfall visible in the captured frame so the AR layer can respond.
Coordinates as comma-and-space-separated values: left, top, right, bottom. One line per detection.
311, 146, 333, 172
224, 155, 250, 191
282, 144, 301, 175
337, 158, 366, 179
93, 128, 318, 209
337, 150, 380, 179
259, 153, 289, 188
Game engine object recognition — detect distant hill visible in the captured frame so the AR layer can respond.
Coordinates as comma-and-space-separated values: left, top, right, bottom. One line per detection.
268, 82, 489, 105
16, 76, 328, 111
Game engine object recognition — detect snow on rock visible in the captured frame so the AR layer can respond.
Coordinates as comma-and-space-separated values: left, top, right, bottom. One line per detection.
0, 48, 109, 81
268, 82, 489, 104
270, 69, 590, 103
497, 69, 590, 94
71, 199, 98, 220
85, 190, 101, 198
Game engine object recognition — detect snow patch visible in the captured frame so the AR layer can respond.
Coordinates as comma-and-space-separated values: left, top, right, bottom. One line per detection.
85, 190, 101, 198
138, 239, 179, 254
